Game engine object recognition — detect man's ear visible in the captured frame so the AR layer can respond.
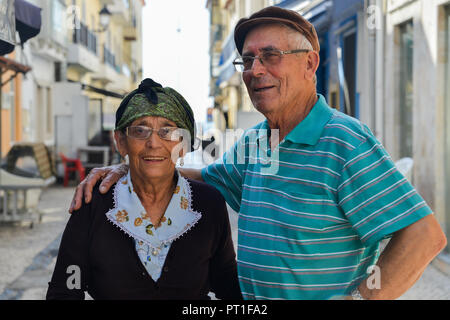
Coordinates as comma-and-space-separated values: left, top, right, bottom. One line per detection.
305, 51, 320, 81
114, 130, 128, 158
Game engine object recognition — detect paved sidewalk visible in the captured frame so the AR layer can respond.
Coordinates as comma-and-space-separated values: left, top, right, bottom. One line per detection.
0, 185, 449, 300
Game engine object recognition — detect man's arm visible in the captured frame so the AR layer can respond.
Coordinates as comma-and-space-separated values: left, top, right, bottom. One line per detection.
69, 164, 128, 213
69, 165, 204, 213
178, 168, 204, 182
357, 214, 447, 300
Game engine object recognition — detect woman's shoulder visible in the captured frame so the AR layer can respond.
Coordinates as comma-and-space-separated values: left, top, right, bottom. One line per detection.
186, 178, 224, 202
86, 182, 116, 211
186, 178, 227, 216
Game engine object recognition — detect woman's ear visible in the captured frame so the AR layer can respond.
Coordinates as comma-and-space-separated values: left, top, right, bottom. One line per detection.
114, 130, 128, 158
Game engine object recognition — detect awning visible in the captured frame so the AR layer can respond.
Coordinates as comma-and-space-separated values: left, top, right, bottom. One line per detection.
0, 56, 31, 74
0, 0, 16, 55
216, 33, 238, 86
0, 0, 42, 55
277, 0, 332, 33
82, 83, 125, 99
276, 0, 303, 10
67, 79, 125, 99
303, 1, 332, 33
15, 0, 42, 45
0, 56, 31, 87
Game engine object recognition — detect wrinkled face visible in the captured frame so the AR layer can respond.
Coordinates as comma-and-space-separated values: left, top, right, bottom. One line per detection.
241, 24, 311, 116
115, 116, 182, 181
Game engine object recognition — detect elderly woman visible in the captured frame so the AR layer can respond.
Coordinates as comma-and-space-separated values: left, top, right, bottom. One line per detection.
46, 79, 242, 300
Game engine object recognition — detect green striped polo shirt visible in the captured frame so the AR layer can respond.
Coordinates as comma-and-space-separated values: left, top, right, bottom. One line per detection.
201, 95, 432, 300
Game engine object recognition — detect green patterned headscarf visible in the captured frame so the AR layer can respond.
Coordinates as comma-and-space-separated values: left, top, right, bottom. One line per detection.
115, 78, 195, 148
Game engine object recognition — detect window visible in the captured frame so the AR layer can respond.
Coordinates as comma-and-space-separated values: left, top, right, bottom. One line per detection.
52, 0, 65, 34
398, 21, 414, 158
342, 31, 357, 118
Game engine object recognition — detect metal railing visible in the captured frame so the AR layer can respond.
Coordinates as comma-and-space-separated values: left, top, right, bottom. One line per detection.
103, 45, 116, 69
72, 22, 97, 55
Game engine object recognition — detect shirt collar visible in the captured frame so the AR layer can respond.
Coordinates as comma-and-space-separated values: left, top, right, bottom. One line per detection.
284, 94, 333, 145
106, 170, 202, 249
255, 95, 333, 146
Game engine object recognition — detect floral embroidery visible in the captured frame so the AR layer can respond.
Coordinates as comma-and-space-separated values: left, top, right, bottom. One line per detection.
141, 211, 151, 221
174, 186, 180, 194
116, 210, 129, 223
167, 218, 172, 226
180, 197, 188, 210
122, 179, 128, 185
145, 224, 154, 235
134, 217, 143, 226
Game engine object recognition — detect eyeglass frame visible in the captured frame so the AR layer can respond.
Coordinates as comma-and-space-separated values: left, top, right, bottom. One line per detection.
125, 125, 181, 141
232, 48, 311, 72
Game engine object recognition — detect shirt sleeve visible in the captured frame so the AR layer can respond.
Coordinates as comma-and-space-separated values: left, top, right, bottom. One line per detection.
201, 140, 246, 213
337, 133, 432, 246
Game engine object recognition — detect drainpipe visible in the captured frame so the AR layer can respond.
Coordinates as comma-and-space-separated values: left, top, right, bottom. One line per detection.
366, 0, 377, 132
375, 0, 386, 144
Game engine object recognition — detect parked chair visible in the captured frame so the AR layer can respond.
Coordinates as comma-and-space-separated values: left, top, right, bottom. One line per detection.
59, 153, 86, 187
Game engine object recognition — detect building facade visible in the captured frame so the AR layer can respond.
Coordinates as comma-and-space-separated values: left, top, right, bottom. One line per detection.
207, 0, 279, 131
382, 0, 450, 260
14, 0, 144, 162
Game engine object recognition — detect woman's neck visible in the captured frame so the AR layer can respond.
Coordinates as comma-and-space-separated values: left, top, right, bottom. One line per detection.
130, 170, 177, 225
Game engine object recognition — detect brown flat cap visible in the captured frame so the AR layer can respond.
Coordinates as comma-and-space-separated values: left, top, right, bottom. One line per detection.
234, 6, 320, 55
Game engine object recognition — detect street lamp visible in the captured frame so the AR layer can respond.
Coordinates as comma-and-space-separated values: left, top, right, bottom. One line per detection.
95, 5, 111, 32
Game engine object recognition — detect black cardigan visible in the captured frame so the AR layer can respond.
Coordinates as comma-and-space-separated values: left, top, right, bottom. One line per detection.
46, 179, 242, 300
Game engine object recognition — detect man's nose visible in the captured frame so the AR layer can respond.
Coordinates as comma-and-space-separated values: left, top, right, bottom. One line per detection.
249, 57, 266, 76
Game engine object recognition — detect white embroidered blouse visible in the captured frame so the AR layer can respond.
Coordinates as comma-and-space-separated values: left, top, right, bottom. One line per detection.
105, 170, 202, 281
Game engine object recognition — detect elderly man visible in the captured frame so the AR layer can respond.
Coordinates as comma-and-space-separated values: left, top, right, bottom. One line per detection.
69, 7, 446, 300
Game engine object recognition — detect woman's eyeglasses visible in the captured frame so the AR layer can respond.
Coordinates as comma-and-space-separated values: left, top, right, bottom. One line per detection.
233, 48, 310, 72
126, 126, 180, 141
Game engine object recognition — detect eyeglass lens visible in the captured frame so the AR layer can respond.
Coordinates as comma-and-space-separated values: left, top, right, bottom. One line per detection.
127, 126, 177, 140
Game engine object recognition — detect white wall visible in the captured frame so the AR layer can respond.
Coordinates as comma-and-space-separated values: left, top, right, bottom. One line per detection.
384, 0, 450, 232
52, 82, 89, 159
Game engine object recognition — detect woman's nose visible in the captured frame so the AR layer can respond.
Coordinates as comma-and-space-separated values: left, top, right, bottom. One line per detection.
145, 131, 163, 147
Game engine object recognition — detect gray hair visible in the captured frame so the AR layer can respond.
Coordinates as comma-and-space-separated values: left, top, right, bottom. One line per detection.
272, 23, 317, 84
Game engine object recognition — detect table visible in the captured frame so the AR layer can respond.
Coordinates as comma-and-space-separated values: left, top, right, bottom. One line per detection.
0, 169, 55, 225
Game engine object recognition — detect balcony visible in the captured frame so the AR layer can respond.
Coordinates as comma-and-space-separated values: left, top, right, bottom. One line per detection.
91, 63, 118, 85
67, 23, 99, 73
109, 0, 130, 26
123, 25, 137, 41
91, 45, 119, 84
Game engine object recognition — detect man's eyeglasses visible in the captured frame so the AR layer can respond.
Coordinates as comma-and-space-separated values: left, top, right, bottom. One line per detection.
126, 126, 180, 141
233, 49, 310, 72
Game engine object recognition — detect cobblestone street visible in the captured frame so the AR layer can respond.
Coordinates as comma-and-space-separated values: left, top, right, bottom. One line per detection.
0, 185, 449, 300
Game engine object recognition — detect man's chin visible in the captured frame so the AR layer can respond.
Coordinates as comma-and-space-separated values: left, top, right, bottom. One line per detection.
252, 100, 277, 114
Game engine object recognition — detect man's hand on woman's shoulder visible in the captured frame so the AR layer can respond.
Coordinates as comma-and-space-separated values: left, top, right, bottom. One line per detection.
69, 164, 129, 213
